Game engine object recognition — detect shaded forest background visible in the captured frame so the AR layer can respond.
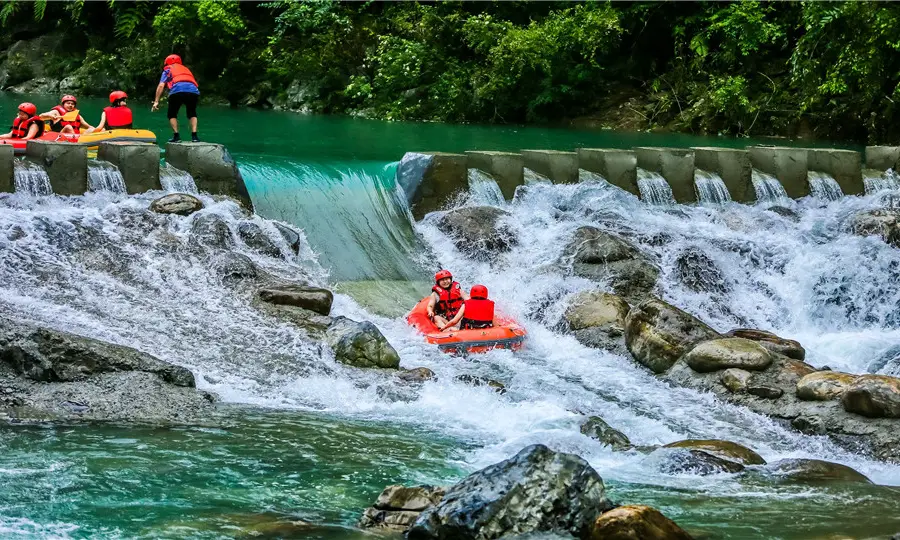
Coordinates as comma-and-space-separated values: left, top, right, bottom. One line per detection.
2, 0, 899, 142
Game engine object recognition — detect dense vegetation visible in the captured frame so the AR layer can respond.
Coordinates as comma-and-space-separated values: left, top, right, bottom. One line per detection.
2, 1, 900, 142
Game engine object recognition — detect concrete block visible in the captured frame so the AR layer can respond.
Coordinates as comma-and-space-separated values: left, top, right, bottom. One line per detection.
25, 140, 88, 195
165, 142, 251, 208
0, 144, 13, 193
748, 146, 809, 199
407, 152, 467, 219
521, 150, 579, 184
691, 147, 753, 203
577, 148, 638, 196
465, 151, 523, 199
865, 146, 900, 171
634, 147, 695, 203
805, 148, 863, 196
98, 142, 161, 194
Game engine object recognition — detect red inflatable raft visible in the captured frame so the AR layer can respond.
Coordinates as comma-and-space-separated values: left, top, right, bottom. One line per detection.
0, 129, 156, 155
406, 297, 527, 354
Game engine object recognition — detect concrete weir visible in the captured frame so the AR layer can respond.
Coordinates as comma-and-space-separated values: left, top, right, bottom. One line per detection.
577, 148, 638, 196
165, 142, 251, 208
865, 146, 900, 172
99, 142, 161, 194
692, 147, 753, 203
805, 148, 863, 195
0, 144, 13, 193
521, 150, 579, 184
466, 151, 523, 199
634, 147, 695, 203
401, 152, 468, 219
749, 146, 809, 199
26, 140, 88, 195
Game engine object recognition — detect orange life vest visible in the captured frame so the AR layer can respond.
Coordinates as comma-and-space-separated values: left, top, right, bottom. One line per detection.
461, 298, 495, 329
11, 116, 44, 139
166, 64, 199, 90
432, 281, 464, 318
50, 105, 82, 132
103, 106, 133, 129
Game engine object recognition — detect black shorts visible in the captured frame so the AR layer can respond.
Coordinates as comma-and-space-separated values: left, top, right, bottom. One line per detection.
167, 92, 199, 119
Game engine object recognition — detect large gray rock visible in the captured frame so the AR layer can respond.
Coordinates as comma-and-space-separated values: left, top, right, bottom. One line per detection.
149, 193, 204, 216
258, 285, 333, 316
408, 444, 614, 539
850, 209, 900, 248
438, 206, 518, 261
564, 291, 630, 354
682, 338, 773, 373
796, 371, 857, 401
560, 227, 659, 302
759, 459, 872, 484
841, 375, 900, 418
325, 317, 400, 369
237, 222, 281, 258
725, 329, 806, 361
359, 485, 446, 532
191, 213, 235, 249
624, 298, 721, 373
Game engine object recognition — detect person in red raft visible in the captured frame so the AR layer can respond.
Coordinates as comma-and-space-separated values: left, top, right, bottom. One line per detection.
40, 95, 93, 134
460, 285, 495, 330
0, 102, 45, 140
93, 91, 134, 131
427, 269, 468, 331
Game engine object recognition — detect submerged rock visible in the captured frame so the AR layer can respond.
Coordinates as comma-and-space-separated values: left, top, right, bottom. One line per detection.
191, 213, 235, 249
325, 317, 400, 369
272, 222, 302, 254
662, 439, 765, 465
438, 206, 517, 261
841, 375, 900, 418
564, 291, 630, 354
850, 209, 900, 248
408, 444, 613, 539
767, 206, 800, 221
674, 248, 728, 294
211, 252, 259, 282
760, 459, 872, 484
590, 505, 694, 540
682, 338, 773, 373
725, 329, 806, 361
397, 367, 436, 384
237, 222, 282, 258
149, 193, 204, 216
258, 285, 334, 316
796, 371, 857, 401
655, 448, 745, 475
560, 227, 659, 302
359, 485, 446, 532
580, 416, 631, 450
624, 298, 721, 373
455, 374, 506, 394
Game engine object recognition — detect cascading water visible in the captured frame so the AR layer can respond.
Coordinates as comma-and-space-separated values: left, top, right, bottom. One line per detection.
159, 162, 198, 193
466, 169, 505, 207
694, 169, 732, 204
523, 168, 552, 185
807, 171, 844, 201
864, 168, 900, 193
636, 167, 675, 205
751, 169, 789, 203
12, 159, 52, 196
87, 160, 126, 193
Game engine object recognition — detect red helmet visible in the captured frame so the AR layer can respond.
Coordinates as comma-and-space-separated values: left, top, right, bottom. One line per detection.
109, 90, 128, 104
60, 94, 77, 105
471, 285, 488, 299
18, 102, 37, 116
435, 269, 452, 282
164, 54, 182, 66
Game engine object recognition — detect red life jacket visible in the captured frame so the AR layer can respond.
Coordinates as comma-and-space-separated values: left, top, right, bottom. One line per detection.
461, 298, 495, 329
50, 105, 82, 132
432, 281, 464, 318
11, 116, 44, 139
103, 106, 133, 129
166, 64, 199, 90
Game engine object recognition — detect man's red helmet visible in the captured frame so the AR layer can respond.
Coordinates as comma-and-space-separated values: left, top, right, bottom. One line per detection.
17, 102, 37, 116
470, 285, 488, 299
164, 54, 182, 66
60, 94, 77, 105
109, 91, 128, 104
434, 269, 452, 282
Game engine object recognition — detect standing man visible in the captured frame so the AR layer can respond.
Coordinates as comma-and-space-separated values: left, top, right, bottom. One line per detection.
152, 54, 200, 143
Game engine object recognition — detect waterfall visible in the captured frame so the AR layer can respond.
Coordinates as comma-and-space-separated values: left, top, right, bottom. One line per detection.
636, 168, 675, 205
523, 168, 552, 185
87, 160, 127, 193
467, 169, 505, 206
160, 162, 198, 193
693, 169, 732, 204
12, 160, 52, 196
807, 171, 843, 201
864, 169, 900, 193
751, 169, 789, 203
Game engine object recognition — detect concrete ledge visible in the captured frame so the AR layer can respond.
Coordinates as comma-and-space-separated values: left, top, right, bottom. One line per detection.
165, 142, 251, 208
0, 144, 13, 193
99, 142, 161, 194
865, 146, 900, 171
25, 140, 88, 195
408, 152, 467, 219
465, 151, 523, 199
692, 147, 752, 203
749, 146, 809, 199
634, 147, 695, 203
805, 148, 863, 196
521, 150, 578, 184
577, 148, 638, 196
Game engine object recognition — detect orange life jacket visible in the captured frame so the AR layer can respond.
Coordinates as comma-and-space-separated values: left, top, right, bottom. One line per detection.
50, 105, 82, 132
432, 281, 464, 318
166, 64, 199, 90
103, 106, 133, 129
11, 116, 44, 139
461, 298, 495, 329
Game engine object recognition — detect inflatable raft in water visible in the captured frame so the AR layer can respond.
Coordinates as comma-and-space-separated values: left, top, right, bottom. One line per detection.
0, 129, 156, 155
406, 297, 527, 354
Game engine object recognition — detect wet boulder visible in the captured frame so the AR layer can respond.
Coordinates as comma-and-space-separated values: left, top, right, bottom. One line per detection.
564, 291, 630, 354
759, 459, 872, 484
850, 209, 900, 248
767, 206, 800, 221
455, 374, 506, 394
273, 222, 302, 254
674, 248, 728, 294
796, 371, 857, 401
211, 252, 258, 282
359, 485, 446, 532
747, 384, 784, 399
149, 193, 204, 216
590, 505, 694, 540
580, 416, 631, 450
725, 329, 806, 361
325, 317, 400, 369
624, 298, 721, 374
237, 222, 282, 258
258, 285, 333, 316
397, 367, 436, 384
408, 444, 614, 539
191, 213, 234, 249
662, 439, 765, 465
682, 338, 773, 373
719, 368, 751, 393
654, 448, 745, 475
437, 206, 517, 261
841, 374, 900, 418
560, 227, 659, 302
